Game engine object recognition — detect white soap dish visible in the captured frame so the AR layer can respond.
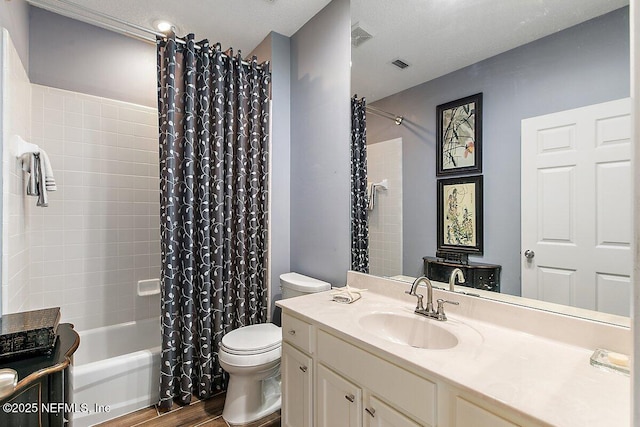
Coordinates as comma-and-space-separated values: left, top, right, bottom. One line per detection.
590, 348, 629, 376
137, 278, 161, 296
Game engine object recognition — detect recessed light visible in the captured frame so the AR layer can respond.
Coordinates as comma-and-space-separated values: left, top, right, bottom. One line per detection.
153, 20, 174, 34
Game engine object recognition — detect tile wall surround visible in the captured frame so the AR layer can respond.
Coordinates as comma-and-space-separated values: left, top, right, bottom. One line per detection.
367, 138, 403, 277
2, 30, 161, 331
28, 85, 161, 331
2, 30, 32, 314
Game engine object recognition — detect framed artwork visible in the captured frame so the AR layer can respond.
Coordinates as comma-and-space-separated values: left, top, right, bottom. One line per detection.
436, 93, 482, 176
437, 175, 483, 254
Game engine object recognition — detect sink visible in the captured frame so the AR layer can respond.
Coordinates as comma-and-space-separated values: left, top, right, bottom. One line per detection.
358, 312, 459, 350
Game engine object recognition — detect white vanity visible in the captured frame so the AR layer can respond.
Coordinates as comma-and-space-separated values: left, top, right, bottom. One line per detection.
276, 272, 630, 427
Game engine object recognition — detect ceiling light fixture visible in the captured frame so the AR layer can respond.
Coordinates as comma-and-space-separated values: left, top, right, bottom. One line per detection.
153, 20, 174, 34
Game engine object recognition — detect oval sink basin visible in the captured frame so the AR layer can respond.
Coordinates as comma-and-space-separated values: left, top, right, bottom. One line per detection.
358, 312, 459, 350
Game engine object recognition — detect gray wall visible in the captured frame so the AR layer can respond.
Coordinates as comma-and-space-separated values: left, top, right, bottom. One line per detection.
367, 7, 630, 296
0, 0, 29, 71
251, 32, 292, 322
29, 7, 156, 107
290, 0, 351, 286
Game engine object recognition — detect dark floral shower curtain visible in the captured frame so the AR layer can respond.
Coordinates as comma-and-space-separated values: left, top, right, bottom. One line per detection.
157, 33, 270, 409
351, 96, 369, 273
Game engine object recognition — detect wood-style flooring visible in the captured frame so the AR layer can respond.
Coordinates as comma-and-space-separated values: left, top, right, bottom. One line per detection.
95, 392, 281, 427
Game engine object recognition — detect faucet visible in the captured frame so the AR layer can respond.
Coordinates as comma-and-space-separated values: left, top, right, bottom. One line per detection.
406, 276, 433, 313
449, 268, 465, 292
406, 276, 458, 321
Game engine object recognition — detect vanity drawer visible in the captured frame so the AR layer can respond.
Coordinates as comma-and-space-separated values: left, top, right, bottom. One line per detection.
317, 330, 436, 426
282, 313, 314, 354
454, 396, 520, 427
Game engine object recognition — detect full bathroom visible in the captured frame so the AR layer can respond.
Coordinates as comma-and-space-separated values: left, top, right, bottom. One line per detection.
0, 0, 637, 426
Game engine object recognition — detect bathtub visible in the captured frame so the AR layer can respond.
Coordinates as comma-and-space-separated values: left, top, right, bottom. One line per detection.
72, 317, 161, 427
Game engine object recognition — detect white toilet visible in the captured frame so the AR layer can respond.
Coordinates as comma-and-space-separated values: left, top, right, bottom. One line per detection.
219, 272, 331, 425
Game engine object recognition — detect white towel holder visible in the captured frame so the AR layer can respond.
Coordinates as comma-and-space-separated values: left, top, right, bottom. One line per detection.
373, 179, 388, 190
10, 135, 40, 158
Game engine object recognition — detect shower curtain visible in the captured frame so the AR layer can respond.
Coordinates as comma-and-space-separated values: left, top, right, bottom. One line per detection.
157, 33, 271, 408
351, 96, 369, 273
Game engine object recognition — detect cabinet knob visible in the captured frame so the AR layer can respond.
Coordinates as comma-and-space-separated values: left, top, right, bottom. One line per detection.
288, 329, 296, 335
299, 365, 307, 373
345, 394, 355, 403
365, 407, 376, 417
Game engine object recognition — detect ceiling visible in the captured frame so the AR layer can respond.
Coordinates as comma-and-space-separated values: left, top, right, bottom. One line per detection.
27, 0, 629, 102
26, 0, 333, 52
352, 0, 629, 101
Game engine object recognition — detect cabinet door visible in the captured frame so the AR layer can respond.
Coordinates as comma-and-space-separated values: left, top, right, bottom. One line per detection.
364, 395, 421, 427
282, 343, 313, 427
454, 396, 520, 427
316, 364, 362, 427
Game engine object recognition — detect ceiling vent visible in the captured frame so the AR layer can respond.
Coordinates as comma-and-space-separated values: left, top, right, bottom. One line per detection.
351, 23, 373, 47
391, 58, 410, 70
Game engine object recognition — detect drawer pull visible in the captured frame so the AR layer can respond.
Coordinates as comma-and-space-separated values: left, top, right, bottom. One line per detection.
365, 407, 376, 417
299, 365, 308, 373
288, 329, 296, 335
345, 394, 355, 403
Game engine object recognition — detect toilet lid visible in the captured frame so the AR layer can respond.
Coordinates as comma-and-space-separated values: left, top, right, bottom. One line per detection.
221, 323, 282, 355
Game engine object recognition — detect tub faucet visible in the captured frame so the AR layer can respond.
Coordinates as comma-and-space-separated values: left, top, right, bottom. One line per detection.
449, 268, 465, 292
406, 276, 458, 321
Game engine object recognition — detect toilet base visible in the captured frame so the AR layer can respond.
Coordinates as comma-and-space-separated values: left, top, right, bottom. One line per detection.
222, 364, 281, 425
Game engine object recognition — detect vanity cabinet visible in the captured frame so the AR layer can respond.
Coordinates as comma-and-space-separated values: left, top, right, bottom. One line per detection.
316, 330, 433, 426
281, 311, 539, 427
316, 362, 420, 427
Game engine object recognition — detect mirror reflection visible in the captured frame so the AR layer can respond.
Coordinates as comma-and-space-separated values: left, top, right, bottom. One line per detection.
351, 0, 631, 322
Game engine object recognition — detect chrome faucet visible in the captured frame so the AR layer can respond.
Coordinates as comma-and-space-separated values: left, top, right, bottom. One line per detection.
449, 268, 465, 292
406, 276, 458, 321
406, 276, 433, 313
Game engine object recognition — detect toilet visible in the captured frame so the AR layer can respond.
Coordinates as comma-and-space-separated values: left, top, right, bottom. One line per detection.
219, 272, 331, 425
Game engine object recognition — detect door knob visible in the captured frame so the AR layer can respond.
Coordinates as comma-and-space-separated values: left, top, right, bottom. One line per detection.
524, 250, 535, 259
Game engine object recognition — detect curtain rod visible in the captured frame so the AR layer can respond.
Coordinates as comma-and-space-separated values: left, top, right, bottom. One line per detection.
366, 105, 404, 125
28, 0, 269, 68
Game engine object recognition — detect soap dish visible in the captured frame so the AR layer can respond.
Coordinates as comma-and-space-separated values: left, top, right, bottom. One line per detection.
590, 348, 629, 376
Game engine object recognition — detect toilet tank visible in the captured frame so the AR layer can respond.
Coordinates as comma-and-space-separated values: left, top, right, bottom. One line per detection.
280, 272, 331, 299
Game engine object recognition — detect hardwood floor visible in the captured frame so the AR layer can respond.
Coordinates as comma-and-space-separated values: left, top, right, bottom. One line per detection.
95, 393, 281, 427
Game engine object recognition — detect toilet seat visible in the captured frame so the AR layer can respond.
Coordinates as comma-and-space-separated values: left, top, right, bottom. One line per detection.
219, 323, 282, 368
221, 323, 282, 355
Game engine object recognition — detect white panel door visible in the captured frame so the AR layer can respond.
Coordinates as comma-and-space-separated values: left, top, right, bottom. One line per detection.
521, 98, 631, 315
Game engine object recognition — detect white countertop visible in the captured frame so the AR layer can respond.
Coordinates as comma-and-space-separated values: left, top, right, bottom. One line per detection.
276, 273, 630, 427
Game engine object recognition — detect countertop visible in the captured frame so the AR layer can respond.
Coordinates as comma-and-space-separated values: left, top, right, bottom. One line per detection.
276, 275, 630, 427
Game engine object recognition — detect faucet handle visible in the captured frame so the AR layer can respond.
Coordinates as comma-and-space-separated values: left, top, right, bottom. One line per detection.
405, 290, 425, 311
435, 299, 459, 320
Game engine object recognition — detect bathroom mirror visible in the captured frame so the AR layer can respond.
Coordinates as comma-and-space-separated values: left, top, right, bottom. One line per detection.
351, 0, 631, 326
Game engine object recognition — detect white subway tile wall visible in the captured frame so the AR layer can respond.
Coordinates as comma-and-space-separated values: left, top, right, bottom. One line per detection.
28, 85, 160, 331
2, 31, 32, 314
367, 138, 403, 278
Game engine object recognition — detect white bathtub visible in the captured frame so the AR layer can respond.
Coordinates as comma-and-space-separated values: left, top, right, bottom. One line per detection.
72, 318, 161, 427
